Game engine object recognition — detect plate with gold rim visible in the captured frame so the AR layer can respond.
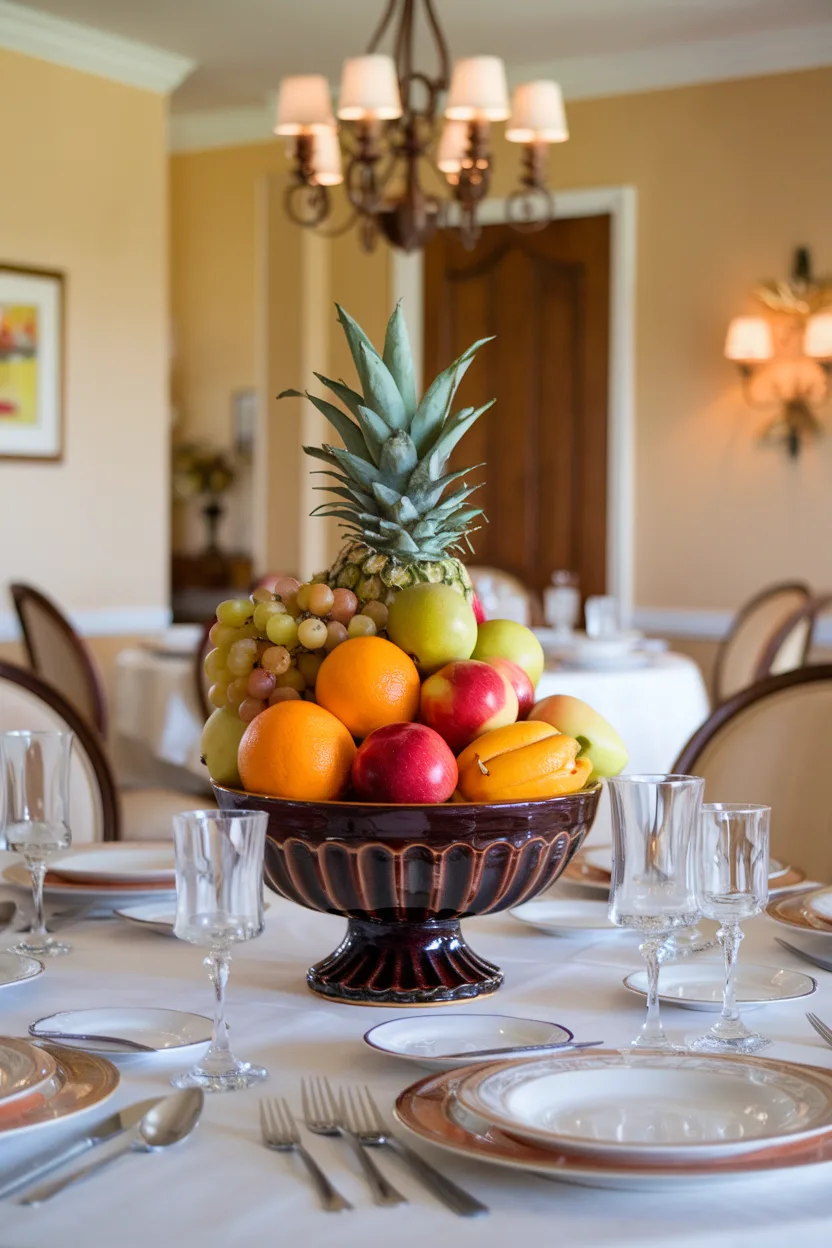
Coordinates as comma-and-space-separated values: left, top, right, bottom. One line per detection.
394, 1061, 832, 1190
0, 1038, 58, 1114
0, 1043, 119, 1139
768, 889, 832, 936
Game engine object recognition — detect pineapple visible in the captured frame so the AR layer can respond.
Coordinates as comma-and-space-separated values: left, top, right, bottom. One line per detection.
280, 303, 493, 607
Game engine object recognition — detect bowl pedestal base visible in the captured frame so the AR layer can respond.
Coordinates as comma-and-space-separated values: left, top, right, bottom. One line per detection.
306, 917, 503, 1006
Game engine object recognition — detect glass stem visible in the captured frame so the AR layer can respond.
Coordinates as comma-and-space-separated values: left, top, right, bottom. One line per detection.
204, 947, 233, 1065
718, 922, 743, 1025
638, 936, 667, 1046
29, 861, 48, 940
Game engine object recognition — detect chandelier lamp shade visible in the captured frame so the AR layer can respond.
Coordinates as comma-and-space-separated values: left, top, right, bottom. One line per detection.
274, 0, 569, 253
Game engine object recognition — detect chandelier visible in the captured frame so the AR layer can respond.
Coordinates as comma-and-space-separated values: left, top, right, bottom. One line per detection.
274, 0, 569, 253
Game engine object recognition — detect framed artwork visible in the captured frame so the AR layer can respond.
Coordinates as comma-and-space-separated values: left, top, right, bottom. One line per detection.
0, 264, 64, 462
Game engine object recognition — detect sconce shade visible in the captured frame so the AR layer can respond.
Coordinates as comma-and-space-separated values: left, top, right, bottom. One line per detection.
275, 75, 335, 135
445, 57, 509, 121
805, 313, 832, 360
437, 119, 469, 173
724, 316, 773, 362
338, 55, 403, 120
506, 81, 569, 143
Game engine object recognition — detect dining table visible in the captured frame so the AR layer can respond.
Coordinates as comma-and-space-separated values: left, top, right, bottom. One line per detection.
1, 849, 831, 1248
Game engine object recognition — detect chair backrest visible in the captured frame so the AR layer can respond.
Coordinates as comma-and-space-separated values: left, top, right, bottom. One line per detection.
10, 583, 108, 736
674, 665, 832, 883
0, 662, 119, 843
713, 581, 812, 705
194, 619, 213, 724
467, 565, 537, 626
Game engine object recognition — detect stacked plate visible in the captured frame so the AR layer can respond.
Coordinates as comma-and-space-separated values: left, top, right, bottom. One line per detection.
768, 887, 832, 935
2, 843, 176, 912
395, 1050, 832, 1189
564, 844, 805, 897
0, 1036, 118, 1139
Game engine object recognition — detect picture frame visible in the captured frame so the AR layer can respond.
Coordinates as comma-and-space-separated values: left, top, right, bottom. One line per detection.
0, 264, 65, 462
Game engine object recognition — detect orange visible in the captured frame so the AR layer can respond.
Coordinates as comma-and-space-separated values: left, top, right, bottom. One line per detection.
316, 636, 420, 739
238, 700, 356, 801
456, 721, 592, 803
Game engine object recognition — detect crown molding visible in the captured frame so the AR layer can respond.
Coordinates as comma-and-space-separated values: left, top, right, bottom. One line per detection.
0, 0, 193, 94
169, 20, 832, 153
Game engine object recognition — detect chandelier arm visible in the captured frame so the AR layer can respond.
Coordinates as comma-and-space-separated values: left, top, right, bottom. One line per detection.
397, 0, 415, 88
366, 0, 400, 52
422, 0, 451, 90
284, 180, 331, 230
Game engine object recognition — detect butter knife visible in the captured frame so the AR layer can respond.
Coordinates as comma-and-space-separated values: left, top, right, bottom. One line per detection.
0, 1097, 160, 1201
443, 1039, 603, 1061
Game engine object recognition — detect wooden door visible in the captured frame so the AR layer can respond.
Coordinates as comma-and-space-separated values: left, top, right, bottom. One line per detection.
423, 216, 610, 599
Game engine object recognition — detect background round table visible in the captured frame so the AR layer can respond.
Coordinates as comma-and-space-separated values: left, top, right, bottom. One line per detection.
113, 645, 208, 794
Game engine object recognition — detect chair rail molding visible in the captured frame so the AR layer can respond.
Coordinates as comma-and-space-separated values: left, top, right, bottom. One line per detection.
0, 606, 172, 645
0, 0, 193, 93
390, 185, 637, 626
632, 607, 832, 648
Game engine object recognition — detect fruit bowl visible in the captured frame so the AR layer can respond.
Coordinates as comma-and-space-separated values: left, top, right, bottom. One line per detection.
213, 782, 601, 1006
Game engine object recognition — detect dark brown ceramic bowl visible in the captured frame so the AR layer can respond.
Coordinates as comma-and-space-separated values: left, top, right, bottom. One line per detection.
213, 783, 601, 1007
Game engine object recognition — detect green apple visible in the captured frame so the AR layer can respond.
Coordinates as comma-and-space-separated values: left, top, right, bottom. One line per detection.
201, 707, 247, 787
471, 619, 545, 687
387, 583, 478, 675
529, 694, 628, 781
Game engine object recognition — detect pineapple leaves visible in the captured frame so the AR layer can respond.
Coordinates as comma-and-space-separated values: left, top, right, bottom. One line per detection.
407, 401, 494, 497
378, 430, 417, 489
382, 302, 418, 420
285, 390, 368, 460
358, 342, 407, 430
409, 336, 494, 454
326, 444, 383, 491
334, 304, 379, 392
312, 374, 366, 421
355, 405, 390, 466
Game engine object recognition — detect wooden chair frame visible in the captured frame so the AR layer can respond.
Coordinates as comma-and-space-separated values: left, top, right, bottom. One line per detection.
712, 580, 812, 705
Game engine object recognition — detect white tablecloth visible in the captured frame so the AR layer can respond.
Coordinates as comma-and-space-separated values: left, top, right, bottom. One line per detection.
535, 654, 711, 775
114, 647, 207, 791
1, 851, 832, 1248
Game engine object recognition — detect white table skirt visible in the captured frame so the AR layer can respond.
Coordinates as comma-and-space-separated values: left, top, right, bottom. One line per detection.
535, 653, 711, 775
1, 851, 831, 1248
114, 647, 206, 787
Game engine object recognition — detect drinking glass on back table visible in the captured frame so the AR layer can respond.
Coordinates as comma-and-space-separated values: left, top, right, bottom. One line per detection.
609, 774, 704, 1050
1, 731, 73, 958
689, 803, 771, 1055
172, 809, 268, 1092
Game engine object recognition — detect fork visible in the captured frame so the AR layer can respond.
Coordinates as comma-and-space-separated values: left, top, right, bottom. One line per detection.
259, 1098, 352, 1213
342, 1083, 487, 1217
806, 1012, 832, 1049
301, 1076, 406, 1207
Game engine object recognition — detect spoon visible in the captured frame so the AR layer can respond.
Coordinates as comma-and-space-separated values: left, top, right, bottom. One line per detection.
19, 1088, 204, 1204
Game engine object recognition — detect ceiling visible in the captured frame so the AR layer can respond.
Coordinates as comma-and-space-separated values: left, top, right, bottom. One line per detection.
13, 0, 832, 112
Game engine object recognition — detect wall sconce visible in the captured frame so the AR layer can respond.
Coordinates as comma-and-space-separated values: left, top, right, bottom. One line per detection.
725, 248, 832, 458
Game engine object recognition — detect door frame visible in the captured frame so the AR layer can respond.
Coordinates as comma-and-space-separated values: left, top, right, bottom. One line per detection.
390, 186, 637, 624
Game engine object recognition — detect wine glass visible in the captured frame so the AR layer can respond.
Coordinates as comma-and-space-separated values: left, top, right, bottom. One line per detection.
172, 809, 268, 1092
544, 571, 580, 637
608, 774, 704, 1050
585, 595, 620, 639
1, 731, 73, 958
689, 803, 771, 1055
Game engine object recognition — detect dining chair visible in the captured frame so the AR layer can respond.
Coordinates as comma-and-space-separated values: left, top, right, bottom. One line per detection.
0, 662, 215, 843
712, 581, 812, 705
194, 618, 213, 723
674, 664, 832, 883
466, 566, 540, 626
9, 582, 108, 737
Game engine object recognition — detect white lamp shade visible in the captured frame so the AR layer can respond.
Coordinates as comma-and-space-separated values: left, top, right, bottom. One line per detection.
724, 316, 773, 362
338, 55, 402, 121
805, 313, 832, 360
445, 56, 509, 121
506, 80, 568, 143
275, 75, 335, 135
437, 119, 469, 173
311, 128, 343, 186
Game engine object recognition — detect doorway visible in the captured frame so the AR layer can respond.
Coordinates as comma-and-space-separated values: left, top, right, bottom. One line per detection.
422, 215, 610, 600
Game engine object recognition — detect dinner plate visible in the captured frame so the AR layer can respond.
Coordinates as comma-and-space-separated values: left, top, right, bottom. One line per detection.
0, 950, 45, 991
3, 863, 176, 907
768, 889, 832, 936
583, 845, 789, 880
48, 843, 175, 885
623, 963, 817, 1011
0, 1039, 58, 1110
566, 849, 803, 897
805, 891, 832, 923
509, 898, 626, 938
394, 1064, 832, 1190
29, 1008, 213, 1056
364, 1014, 573, 1072
114, 898, 271, 936
455, 1051, 832, 1161
0, 1044, 119, 1139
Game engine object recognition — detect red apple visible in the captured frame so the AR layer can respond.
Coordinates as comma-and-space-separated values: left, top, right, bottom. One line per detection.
483, 656, 535, 720
471, 591, 487, 624
351, 722, 458, 804
420, 659, 519, 754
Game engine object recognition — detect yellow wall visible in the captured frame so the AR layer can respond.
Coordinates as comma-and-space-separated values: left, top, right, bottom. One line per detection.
170, 66, 832, 612
0, 49, 169, 620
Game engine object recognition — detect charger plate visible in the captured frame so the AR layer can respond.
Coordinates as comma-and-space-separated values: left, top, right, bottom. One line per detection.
0, 1043, 119, 1139
394, 1060, 832, 1190
0, 1039, 58, 1117
566, 848, 805, 898
768, 889, 832, 936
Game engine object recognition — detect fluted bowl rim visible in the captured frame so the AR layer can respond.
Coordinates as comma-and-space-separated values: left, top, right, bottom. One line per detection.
211, 780, 602, 815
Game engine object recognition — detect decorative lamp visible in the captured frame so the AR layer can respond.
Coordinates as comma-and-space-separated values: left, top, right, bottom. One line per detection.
445, 57, 510, 121
338, 55, 403, 121
274, 75, 335, 135
506, 81, 569, 143
724, 317, 773, 363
